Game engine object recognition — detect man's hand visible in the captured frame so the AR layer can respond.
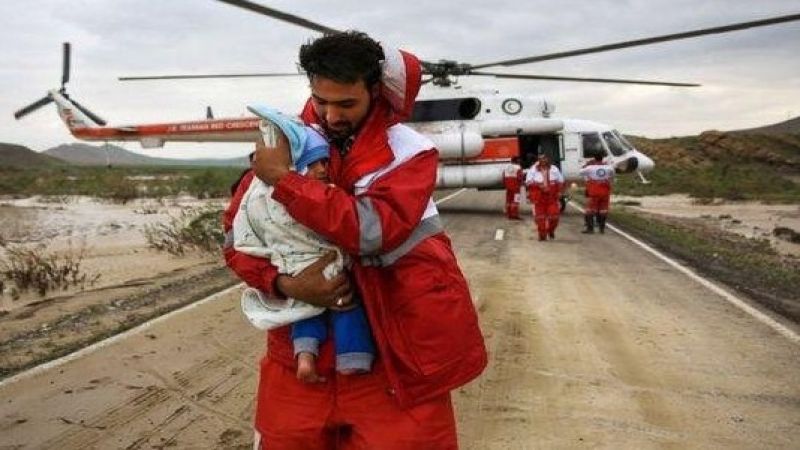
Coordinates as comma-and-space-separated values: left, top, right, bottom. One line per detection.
276, 251, 352, 308
252, 132, 291, 185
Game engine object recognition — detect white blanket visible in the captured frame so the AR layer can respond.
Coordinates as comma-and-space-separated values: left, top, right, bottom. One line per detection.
233, 177, 344, 330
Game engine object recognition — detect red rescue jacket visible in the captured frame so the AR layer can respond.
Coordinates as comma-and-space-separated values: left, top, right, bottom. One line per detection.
224, 47, 486, 408
525, 164, 564, 204
503, 163, 523, 193
580, 161, 614, 198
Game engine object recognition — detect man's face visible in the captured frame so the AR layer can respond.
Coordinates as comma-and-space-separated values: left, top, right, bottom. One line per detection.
310, 76, 372, 140
538, 155, 550, 166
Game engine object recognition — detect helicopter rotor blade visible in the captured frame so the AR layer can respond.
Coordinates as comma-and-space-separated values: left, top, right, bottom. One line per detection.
13, 95, 54, 120
470, 12, 800, 69
62, 42, 71, 87
216, 0, 340, 34
469, 71, 700, 87
119, 72, 302, 81
67, 97, 107, 126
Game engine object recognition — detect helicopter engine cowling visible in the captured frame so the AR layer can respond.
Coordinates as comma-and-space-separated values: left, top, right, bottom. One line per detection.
479, 118, 563, 136
436, 163, 506, 189
425, 131, 484, 160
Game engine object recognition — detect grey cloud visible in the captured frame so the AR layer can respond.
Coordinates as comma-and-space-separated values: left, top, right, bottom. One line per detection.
1, 0, 798, 157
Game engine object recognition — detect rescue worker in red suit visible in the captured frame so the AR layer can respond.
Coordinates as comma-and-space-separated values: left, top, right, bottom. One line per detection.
579, 152, 616, 234
502, 157, 523, 220
223, 31, 487, 450
524, 154, 565, 241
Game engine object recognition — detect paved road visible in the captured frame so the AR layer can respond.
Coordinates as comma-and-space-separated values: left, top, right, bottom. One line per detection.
1, 190, 798, 449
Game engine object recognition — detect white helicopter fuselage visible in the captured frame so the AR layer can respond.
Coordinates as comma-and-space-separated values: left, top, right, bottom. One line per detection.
51, 88, 654, 190
405, 91, 654, 189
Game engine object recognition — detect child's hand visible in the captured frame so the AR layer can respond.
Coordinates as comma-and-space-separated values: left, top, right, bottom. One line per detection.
252, 131, 291, 185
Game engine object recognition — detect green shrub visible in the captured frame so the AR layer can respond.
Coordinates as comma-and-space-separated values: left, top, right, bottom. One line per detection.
143, 206, 225, 255
0, 240, 100, 297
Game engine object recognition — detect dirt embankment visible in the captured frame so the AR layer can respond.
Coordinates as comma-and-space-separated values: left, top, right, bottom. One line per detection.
610, 200, 800, 323
629, 131, 800, 169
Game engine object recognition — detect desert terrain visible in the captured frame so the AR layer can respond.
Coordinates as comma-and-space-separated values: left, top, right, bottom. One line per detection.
1, 190, 798, 449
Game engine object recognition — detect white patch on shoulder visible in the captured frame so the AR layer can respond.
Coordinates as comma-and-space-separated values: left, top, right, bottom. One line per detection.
353, 125, 436, 193
387, 124, 435, 161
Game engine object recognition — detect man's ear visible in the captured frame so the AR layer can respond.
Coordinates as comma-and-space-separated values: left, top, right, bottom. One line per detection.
370, 83, 380, 100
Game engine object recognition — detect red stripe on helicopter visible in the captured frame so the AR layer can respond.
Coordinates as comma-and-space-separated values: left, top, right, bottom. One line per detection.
470, 137, 518, 160
70, 118, 261, 140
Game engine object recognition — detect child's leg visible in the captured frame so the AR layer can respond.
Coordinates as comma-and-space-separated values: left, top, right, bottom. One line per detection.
291, 315, 327, 383
332, 304, 375, 374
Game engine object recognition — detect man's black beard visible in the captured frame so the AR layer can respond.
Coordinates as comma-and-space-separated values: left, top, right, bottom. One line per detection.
325, 123, 354, 141
324, 124, 355, 154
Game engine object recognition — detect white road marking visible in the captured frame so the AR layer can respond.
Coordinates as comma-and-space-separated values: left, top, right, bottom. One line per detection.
0, 283, 244, 388
570, 202, 799, 344
435, 188, 469, 205
495, 229, 505, 241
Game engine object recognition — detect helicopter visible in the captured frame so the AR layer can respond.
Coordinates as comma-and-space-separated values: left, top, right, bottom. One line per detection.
13, 1, 800, 191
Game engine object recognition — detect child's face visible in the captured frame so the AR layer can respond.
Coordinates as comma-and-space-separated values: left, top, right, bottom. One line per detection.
305, 159, 329, 182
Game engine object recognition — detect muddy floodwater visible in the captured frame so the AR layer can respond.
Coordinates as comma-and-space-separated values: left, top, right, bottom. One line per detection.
614, 194, 800, 257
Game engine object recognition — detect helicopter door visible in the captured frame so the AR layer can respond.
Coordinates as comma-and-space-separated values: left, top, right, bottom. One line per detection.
562, 132, 581, 180
517, 134, 562, 170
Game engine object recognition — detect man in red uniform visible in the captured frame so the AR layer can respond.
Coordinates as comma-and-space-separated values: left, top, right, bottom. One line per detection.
224, 31, 487, 449
502, 157, 523, 220
524, 154, 565, 241
579, 152, 616, 234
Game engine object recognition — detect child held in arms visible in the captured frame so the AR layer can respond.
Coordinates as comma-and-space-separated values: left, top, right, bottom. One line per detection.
233, 106, 374, 383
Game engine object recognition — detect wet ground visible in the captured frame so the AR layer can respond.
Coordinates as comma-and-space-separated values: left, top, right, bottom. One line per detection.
1, 190, 798, 449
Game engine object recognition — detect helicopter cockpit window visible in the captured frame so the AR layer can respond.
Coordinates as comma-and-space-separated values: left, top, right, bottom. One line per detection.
581, 133, 605, 158
612, 130, 636, 153
602, 131, 628, 157
408, 98, 482, 122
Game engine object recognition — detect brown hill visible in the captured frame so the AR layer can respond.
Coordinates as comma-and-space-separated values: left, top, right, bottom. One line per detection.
44, 143, 248, 167
0, 143, 65, 168
731, 116, 800, 135
628, 131, 800, 170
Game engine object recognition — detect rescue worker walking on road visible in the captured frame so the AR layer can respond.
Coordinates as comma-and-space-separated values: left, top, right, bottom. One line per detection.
502, 156, 523, 220
580, 152, 616, 234
224, 31, 487, 450
525, 153, 564, 241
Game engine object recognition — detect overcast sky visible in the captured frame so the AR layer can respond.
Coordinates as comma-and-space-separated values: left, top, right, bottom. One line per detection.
1, 0, 799, 159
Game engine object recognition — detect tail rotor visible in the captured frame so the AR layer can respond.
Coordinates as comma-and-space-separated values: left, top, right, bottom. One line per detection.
13, 42, 106, 126
61, 42, 71, 88
14, 95, 54, 120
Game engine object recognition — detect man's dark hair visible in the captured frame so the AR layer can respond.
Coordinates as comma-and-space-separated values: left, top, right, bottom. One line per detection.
299, 31, 384, 88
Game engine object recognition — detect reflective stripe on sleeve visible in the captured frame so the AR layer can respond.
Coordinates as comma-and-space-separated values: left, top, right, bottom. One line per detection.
361, 215, 444, 267
357, 196, 383, 255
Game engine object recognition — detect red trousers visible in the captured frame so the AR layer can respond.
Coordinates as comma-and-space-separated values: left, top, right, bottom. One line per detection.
504, 189, 521, 219
532, 198, 560, 238
585, 195, 610, 215
255, 359, 457, 449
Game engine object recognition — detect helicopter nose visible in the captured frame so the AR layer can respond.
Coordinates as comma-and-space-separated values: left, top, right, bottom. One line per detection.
613, 151, 655, 174
635, 152, 655, 173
